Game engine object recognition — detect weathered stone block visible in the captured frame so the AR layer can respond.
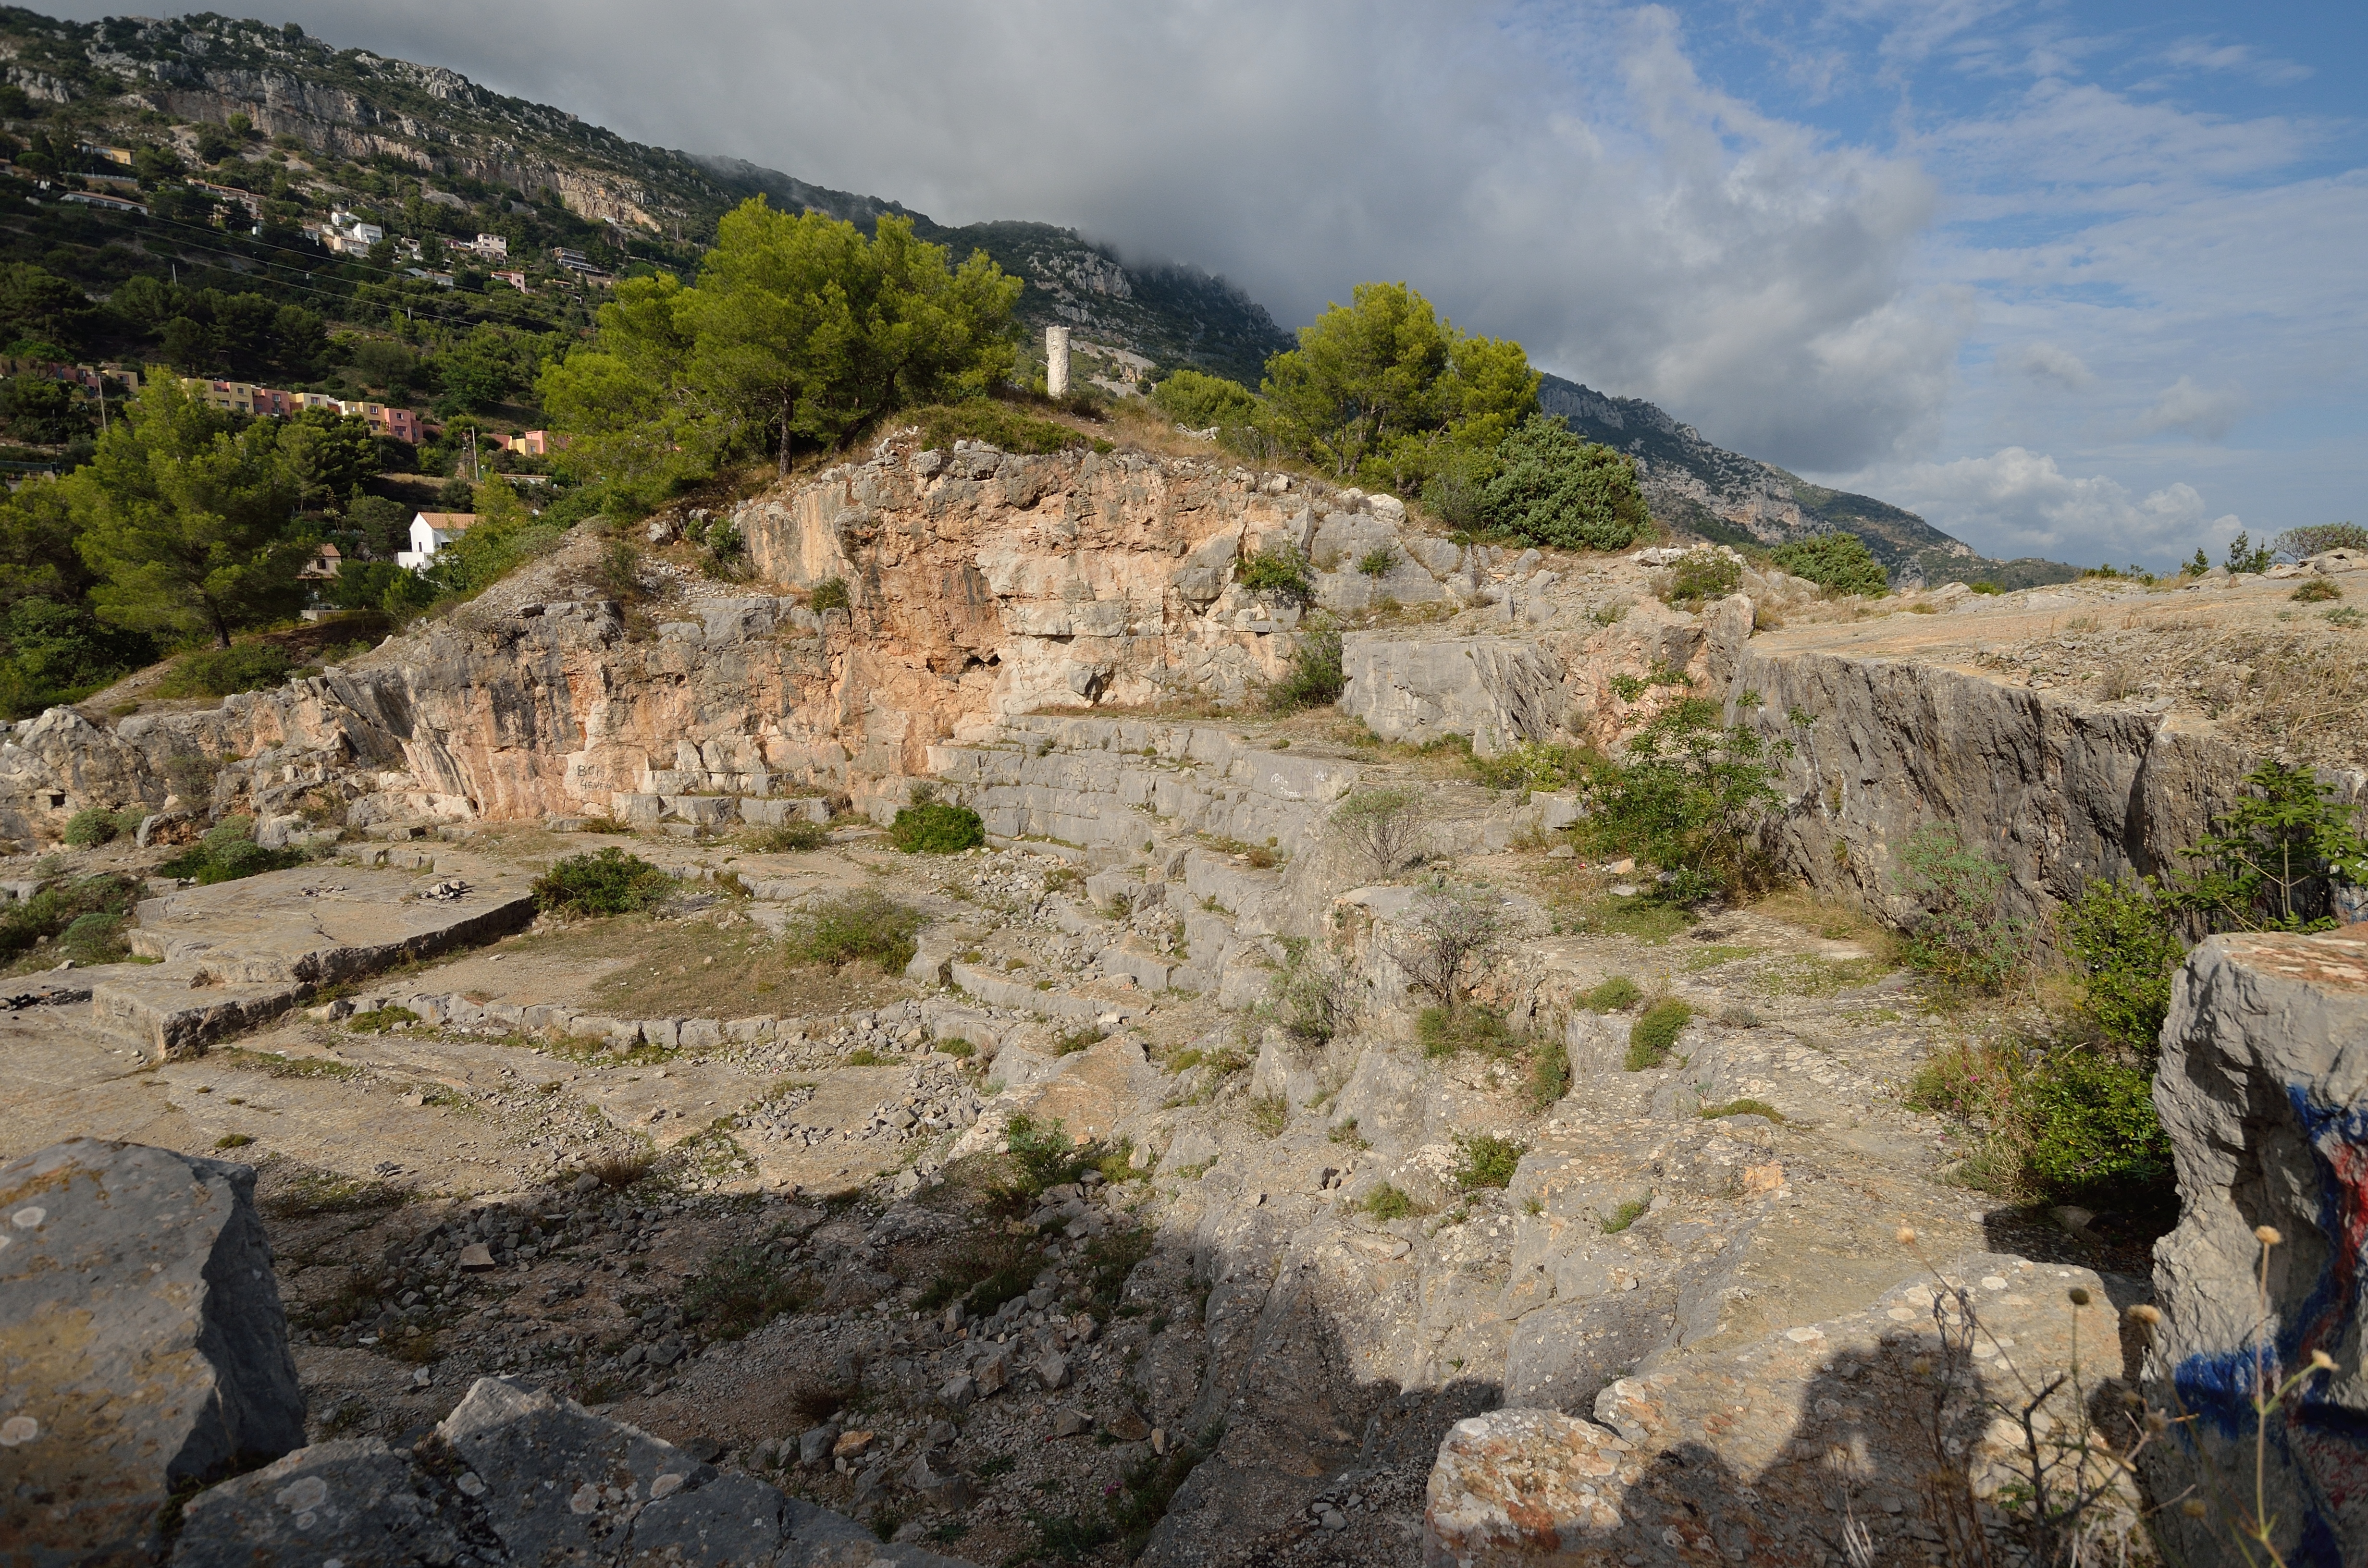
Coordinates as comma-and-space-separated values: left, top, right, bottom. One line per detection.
2146, 931, 2368, 1568
1, 1139, 304, 1568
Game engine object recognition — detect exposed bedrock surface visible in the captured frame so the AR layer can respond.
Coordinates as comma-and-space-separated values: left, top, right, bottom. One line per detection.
170, 1376, 969, 1568
2145, 931, 2368, 1568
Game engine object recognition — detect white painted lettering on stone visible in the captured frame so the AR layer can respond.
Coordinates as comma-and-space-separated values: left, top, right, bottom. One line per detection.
11, 1206, 44, 1227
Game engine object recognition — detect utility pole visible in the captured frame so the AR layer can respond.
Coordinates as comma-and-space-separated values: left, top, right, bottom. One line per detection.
96, 372, 106, 434
468, 427, 480, 484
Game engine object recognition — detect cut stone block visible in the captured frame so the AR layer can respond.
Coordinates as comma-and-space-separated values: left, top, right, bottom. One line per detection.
1, 1139, 304, 1568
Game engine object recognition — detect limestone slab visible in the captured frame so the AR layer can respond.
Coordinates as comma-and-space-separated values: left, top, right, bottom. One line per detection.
1, 1138, 304, 1568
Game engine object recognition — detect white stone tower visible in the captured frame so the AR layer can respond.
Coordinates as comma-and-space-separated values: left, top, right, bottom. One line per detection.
1045, 326, 1070, 397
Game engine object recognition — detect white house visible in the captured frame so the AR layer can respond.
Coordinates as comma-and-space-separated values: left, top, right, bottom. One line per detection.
396, 511, 475, 571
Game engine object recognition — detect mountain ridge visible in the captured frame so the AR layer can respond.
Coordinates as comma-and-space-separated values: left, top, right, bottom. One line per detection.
0, 7, 2067, 583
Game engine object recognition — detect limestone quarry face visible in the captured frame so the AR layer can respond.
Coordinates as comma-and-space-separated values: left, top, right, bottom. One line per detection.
1, 428, 2362, 1568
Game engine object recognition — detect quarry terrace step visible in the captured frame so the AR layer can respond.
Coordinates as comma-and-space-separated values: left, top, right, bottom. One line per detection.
88, 866, 538, 1058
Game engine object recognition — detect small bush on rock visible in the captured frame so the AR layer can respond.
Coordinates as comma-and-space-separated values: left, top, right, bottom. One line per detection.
0, 871, 139, 967
532, 847, 673, 917
156, 816, 304, 885
1330, 786, 1422, 877
888, 801, 985, 854
781, 889, 928, 971
1583, 698, 1790, 904
2291, 578, 2341, 603
1625, 999, 1692, 1069
1454, 1133, 1527, 1189
1267, 617, 1343, 710
1579, 974, 1642, 1012
1361, 1184, 1418, 1221
2058, 876, 2185, 1054
1895, 823, 2031, 992
808, 576, 851, 612
1661, 553, 1741, 607
1772, 532, 1889, 596
1479, 414, 1650, 552
910, 400, 1092, 456
747, 820, 828, 852
1148, 369, 1259, 430
1235, 543, 1315, 606
2017, 1051, 2172, 1209
62, 806, 121, 847
1417, 1003, 1520, 1059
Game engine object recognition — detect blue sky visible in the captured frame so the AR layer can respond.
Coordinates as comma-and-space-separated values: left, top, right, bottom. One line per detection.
1632, 0, 2368, 563
63, 2, 2364, 567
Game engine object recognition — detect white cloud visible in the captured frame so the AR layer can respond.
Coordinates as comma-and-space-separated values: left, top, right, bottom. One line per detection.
79, 0, 1961, 475
2159, 38, 2312, 86
2005, 341, 2094, 390
1887, 447, 2241, 561
2138, 376, 2247, 440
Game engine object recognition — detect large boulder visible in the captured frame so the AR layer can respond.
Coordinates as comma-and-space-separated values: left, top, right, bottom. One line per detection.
172, 1376, 969, 1568
2146, 931, 2368, 1568
0, 1139, 305, 1568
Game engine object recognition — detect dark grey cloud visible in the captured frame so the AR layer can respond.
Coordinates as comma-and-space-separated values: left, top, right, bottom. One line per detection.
79, 0, 1954, 472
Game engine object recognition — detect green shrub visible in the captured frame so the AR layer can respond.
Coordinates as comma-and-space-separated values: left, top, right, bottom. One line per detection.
1771, 533, 1889, 596
1235, 543, 1315, 606
1357, 547, 1397, 578
1267, 617, 1343, 710
1360, 1184, 1418, 1221
1968, 581, 2003, 595
1453, 1133, 1527, 1189
2016, 1051, 2173, 1209
1149, 369, 1260, 429
1526, 1037, 1571, 1110
2292, 578, 2341, 604
747, 820, 828, 852
2168, 759, 2368, 931
531, 847, 673, 916
808, 577, 850, 612
1469, 740, 1595, 792
909, 400, 1092, 456
1895, 823, 2031, 991
154, 642, 295, 699
1003, 1112, 1098, 1196
1480, 414, 1650, 551
346, 1005, 421, 1033
1578, 974, 1642, 1012
0, 872, 141, 961
1264, 938, 1351, 1049
1624, 1000, 1692, 1069
887, 801, 985, 854
1600, 1194, 1651, 1233
781, 889, 928, 971
2058, 877, 2185, 1055
682, 1242, 812, 1340
156, 817, 304, 885
1662, 553, 1741, 606
1583, 698, 1790, 903
59, 911, 126, 962
1417, 1004, 1521, 1060
63, 806, 122, 847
